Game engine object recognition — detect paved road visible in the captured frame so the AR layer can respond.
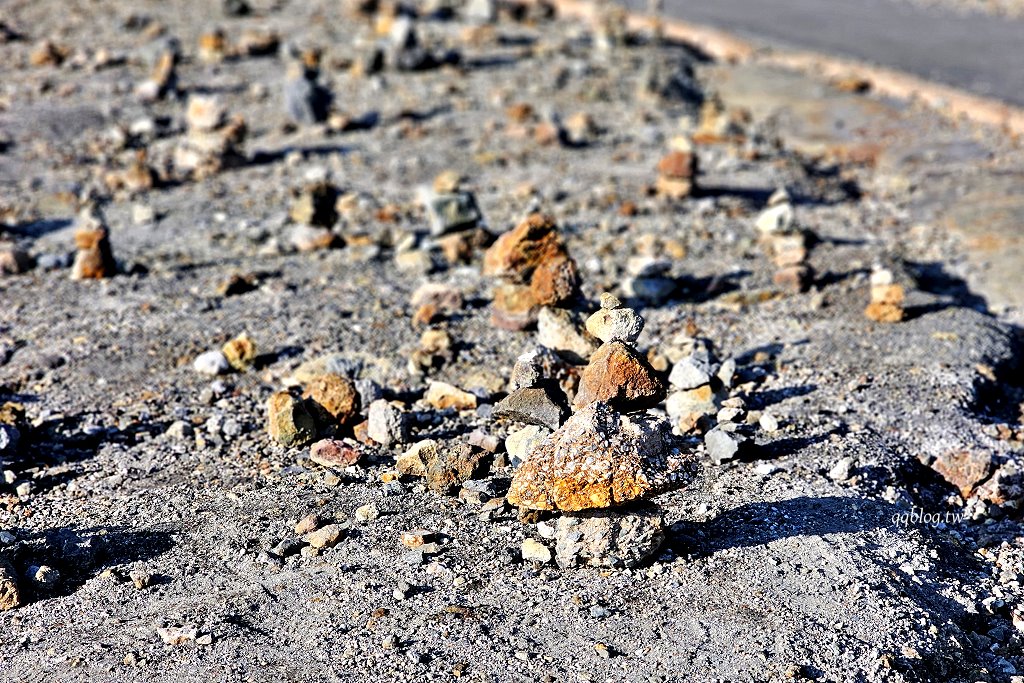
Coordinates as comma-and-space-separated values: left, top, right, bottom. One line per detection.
621, 0, 1024, 107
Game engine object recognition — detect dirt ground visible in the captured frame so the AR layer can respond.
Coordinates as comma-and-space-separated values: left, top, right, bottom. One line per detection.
1, 1, 1024, 682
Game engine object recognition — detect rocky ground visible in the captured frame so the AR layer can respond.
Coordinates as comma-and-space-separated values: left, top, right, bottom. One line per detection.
1, 0, 1024, 682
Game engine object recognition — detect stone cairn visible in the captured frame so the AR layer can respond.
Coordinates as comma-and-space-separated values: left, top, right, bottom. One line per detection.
70, 204, 116, 280
417, 170, 492, 266
283, 46, 332, 126
655, 135, 697, 199
754, 188, 814, 293
173, 95, 247, 180
863, 266, 905, 323
496, 293, 699, 568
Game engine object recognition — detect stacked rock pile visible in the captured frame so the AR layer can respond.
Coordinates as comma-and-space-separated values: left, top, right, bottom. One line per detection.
664, 332, 734, 434
655, 135, 697, 199
864, 267, 906, 323
70, 205, 116, 280
498, 294, 698, 568
754, 188, 814, 293
173, 95, 247, 180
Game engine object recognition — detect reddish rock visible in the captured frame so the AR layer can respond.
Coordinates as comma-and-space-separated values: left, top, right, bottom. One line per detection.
573, 341, 666, 412
930, 450, 992, 498
309, 438, 363, 467
656, 150, 695, 180
491, 282, 540, 331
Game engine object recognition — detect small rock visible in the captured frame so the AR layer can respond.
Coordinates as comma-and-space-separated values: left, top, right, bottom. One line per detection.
266, 391, 317, 447
573, 341, 665, 413
303, 374, 360, 427
294, 513, 321, 534
157, 626, 197, 646
309, 438, 363, 468
420, 188, 482, 236
668, 346, 715, 390
221, 333, 257, 372
71, 206, 117, 280
759, 413, 779, 432
193, 350, 229, 376
0, 244, 33, 275
554, 503, 665, 568
425, 381, 477, 411
521, 538, 552, 564
32, 565, 59, 586
397, 439, 435, 477
129, 568, 152, 589
0, 557, 20, 611
493, 386, 569, 432
584, 301, 644, 344
704, 427, 749, 465
303, 523, 344, 549
829, 457, 854, 482
537, 307, 599, 364
367, 399, 408, 448
355, 503, 379, 522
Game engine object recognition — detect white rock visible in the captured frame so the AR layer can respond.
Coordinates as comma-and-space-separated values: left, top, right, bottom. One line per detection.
193, 350, 229, 376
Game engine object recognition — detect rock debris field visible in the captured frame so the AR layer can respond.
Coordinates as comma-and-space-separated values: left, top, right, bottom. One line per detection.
1, 0, 1024, 681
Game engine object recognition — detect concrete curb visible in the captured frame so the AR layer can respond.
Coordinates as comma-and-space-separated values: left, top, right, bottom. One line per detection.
549, 0, 1024, 138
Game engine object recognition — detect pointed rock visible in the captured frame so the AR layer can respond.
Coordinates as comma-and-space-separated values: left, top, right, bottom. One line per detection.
574, 341, 665, 412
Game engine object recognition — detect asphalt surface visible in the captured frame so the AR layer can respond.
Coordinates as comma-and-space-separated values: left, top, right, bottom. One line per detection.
622, 0, 1024, 107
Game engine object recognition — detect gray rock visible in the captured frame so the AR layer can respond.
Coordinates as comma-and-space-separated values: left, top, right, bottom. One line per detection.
669, 347, 715, 390
705, 427, 749, 465
623, 276, 675, 303
509, 346, 569, 392
492, 386, 568, 432
283, 72, 331, 125
584, 306, 644, 344
536, 307, 599, 364
554, 503, 666, 568
367, 399, 407, 448
505, 425, 551, 467
0, 425, 19, 456
355, 379, 384, 413
422, 190, 481, 236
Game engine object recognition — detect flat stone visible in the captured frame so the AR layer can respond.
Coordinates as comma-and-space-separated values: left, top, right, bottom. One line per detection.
303, 523, 343, 549
309, 439, 362, 468
422, 189, 481, 236
554, 503, 666, 569
574, 341, 665, 413
493, 386, 569, 432
930, 449, 993, 498
425, 381, 477, 411
508, 402, 697, 511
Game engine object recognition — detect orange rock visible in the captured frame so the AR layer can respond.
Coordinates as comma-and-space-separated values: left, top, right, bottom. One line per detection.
507, 402, 697, 511
491, 283, 539, 331
930, 449, 992, 498
656, 150, 695, 180
302, 374, 360, 427
71, 226, 116, 280
573, 341, 665, 413
864, 284, 905, 323
529, 253, 579, 307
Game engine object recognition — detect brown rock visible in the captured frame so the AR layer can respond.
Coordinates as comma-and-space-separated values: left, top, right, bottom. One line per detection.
930, 450, 992, 498
423, 443, 491, 495
865, 284, 905, 323
0, 556, 20, 611
425, 381, 477, 411
656, 150, 695, 180
0, 244, 33, 275
529, 253, 579, 307
491, 282, 539, 331
773, 264, 813, 293
574, 341, 666, 413
508, 402, 697, 511
302, 373, 360, 427
483, 214, 576, 298
71, 208, 116, 280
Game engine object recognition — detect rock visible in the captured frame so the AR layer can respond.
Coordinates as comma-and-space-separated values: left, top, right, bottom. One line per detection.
0, 244, 33, 275
491, 283, 540, 331
464, 0, 496, 23
828, 457, 854, 482
410, 283, 463, 314
755, 202, 795, 236
284, 63, 331, 125
484, 213, 580, 309
303, 374, 360, 427
554, 503, 665, 568
309, 439, 363, 468
425, 381, 477, 411
294, 513, 321, 534
704, 427, 749, 465
510, 346, 568, 391
355, 379, 384, 411
0, 424, 20, 456
395, 438, 436, 475
157, 626, 197, 645
355, 503, 379, 522
290, 181, 339, 227
666, 385, 721, 433
505, 425, 551, 467
399, 529, 437, 549
221, 334, 256, 372
367, 400, 408, 448
164, 421, 193, 440
71, 207, 116, 280
289, 224, 339, 252
773, 264, 814, 293
668, 346, 715, 390
186, 95, 225, 131
585, 301, 644, 344
759, 413, 780, 432
623, 276, 675, 304
508, 402, 697, 511
193, 350, 230, 376
536, 307, 599, 364
574, 341, 665, 413
304, 523, 343, 549
865, 270, 906, 323
290, 353, 362, 384
493, 386, 568, 432
421, 189, 482, 236
521, 538, 552, 564
0, 557, 21, 610
930, 449, 992, 498
416, 442, 492, 495
266, 391, 317, 447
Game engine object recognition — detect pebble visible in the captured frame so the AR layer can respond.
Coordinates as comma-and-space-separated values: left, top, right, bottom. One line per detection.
584, 298, 644, 344
309, 439, 363, 468
704, 427, 750, 465
759, 413, 780, 432
521, 538, 552, 564
400, 529, 437, 549
32, 565, 59, 585
420, 188, 482, 236
129, 568, 152, 589
367, 399, 408, 448
303, 523, 344, 549
668, 346, 715, 390
425, 381, 478, 411
829, 457, 855, 482
71, 206, 117, 280
193, 350, 230, 376
0, 557, 20, 611
221, 334, 256, 372
294, 513, 321, 534
354, 503, 379, 522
